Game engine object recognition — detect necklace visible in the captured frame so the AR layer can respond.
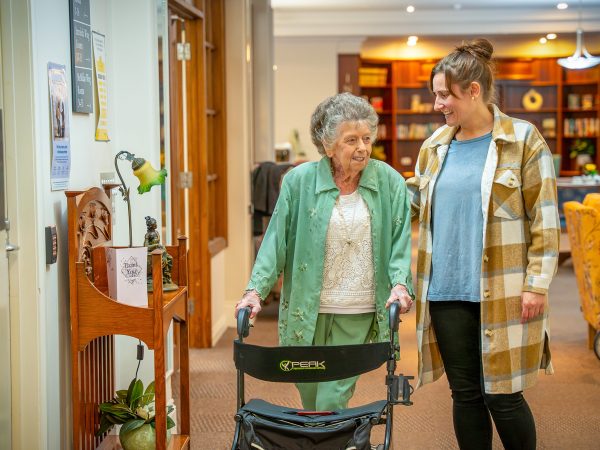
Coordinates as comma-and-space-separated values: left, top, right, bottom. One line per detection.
335, 192, 365, 246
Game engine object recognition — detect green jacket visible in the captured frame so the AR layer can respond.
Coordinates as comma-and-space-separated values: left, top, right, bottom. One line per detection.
247, 157, 414, 346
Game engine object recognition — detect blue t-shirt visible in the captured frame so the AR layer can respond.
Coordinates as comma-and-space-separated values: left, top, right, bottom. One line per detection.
427, 132, 492, 302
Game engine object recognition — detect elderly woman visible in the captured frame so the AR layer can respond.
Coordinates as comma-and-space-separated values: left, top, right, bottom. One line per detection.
235, 92, 414, 411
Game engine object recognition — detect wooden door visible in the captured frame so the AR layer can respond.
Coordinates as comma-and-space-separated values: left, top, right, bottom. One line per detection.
168, 0, 211, 348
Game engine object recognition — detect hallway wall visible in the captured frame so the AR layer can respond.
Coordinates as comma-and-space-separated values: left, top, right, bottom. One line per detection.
211, 0, 255, 339
24, 0, 162, 447
274, 37, 363, 162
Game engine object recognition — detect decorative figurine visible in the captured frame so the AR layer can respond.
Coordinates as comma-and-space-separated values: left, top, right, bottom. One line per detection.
144, 216, 178, 292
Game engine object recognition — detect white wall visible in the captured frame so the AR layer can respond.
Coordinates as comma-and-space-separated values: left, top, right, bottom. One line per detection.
26, 0, 162, 447
215, 0, 255, 338
252, 0, 274, 162
274, 37, 362, 162
106, 0, 163, 394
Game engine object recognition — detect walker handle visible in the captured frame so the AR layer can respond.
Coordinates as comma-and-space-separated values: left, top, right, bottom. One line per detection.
389, 302, 400, 332
237, 306, 251, 339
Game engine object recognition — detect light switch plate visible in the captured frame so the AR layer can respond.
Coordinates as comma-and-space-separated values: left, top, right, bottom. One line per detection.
100, 172, 115, 185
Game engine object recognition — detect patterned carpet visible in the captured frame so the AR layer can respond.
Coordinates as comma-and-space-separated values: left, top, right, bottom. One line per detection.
185, 259, 600, 449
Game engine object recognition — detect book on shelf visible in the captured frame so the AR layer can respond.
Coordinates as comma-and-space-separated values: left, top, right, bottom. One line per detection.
567, 93, 581, 109
563, 117, 599, 137
370, 96, 384, 112
581, 94, 594, 110
397, 122, 443, 140
542, 117, 556, 138
358, 67, 388, 87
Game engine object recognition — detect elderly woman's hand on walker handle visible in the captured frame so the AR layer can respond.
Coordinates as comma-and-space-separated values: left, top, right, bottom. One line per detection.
385, 284, 413, 314
235, 290, 262, 319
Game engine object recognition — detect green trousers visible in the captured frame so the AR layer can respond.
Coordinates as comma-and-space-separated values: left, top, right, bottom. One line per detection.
296, 312, 376, 411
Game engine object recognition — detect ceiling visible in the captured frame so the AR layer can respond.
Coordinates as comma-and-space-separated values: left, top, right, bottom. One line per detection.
271, 0, 600, 37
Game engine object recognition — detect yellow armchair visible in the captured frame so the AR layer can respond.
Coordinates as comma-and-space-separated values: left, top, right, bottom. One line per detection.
564, 193, 600, 359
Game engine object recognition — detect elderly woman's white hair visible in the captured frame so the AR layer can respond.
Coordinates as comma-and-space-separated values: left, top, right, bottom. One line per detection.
310, 93, 379, 156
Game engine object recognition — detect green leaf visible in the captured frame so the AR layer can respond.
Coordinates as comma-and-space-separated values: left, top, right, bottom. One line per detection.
99, 403, 120, 413
95, 415, 115, 437
144, 381, 155, 396
126, 378, 137, 405
129, 380, 144, 410
106, 414, 125, 425
140, 382, 155, 406
119, 419, 146, 437
116, 390, 128, 400
166, 405, 174, 415
166, 416, 176, 430
136, 393, 155, 408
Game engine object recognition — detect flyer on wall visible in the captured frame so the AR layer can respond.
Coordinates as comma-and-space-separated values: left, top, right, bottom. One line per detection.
92, 31, 110, 141
48, 62, 71, 191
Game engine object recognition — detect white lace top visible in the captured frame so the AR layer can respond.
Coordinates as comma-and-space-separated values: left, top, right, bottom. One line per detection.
319, 190, 375, 314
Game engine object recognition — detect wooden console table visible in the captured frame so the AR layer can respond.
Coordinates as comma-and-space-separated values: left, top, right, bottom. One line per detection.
66, 187, 190, 450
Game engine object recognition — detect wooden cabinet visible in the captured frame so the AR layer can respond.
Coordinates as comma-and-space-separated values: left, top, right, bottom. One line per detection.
339, 55, 600, 176
66, 187, 190, 450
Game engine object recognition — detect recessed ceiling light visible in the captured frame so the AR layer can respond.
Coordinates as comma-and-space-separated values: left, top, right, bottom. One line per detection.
406, 5, 415, 13
539, 37, 548, 44
557, 3, 568, 10
547, 33, 557, 40
407, 36, 418, 46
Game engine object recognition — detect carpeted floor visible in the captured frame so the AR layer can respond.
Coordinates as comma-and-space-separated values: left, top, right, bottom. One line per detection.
185, 258, 600, 449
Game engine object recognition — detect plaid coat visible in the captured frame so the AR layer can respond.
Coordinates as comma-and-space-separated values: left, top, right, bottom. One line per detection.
406, 105, 559, 394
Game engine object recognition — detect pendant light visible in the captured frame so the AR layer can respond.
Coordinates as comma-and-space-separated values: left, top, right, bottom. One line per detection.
557, 1, 600, 69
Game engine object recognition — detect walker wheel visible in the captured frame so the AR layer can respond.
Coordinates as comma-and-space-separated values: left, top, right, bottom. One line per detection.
594, 331, 600, 361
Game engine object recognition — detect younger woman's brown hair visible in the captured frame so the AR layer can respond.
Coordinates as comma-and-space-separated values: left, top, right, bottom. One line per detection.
430, 38, 497, 104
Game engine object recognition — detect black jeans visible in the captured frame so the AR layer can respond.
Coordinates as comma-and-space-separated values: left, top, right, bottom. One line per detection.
429, 301, 536, 450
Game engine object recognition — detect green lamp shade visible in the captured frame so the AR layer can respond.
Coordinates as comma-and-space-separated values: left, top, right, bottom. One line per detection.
133, 160, 168, 194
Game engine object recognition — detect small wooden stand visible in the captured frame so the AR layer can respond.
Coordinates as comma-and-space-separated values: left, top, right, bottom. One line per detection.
67, 187, 190, 450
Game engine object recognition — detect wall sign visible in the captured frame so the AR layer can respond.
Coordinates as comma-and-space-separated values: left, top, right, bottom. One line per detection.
69, 0, 93, 113
92, 31, 110, 141
48, 62, 71, 190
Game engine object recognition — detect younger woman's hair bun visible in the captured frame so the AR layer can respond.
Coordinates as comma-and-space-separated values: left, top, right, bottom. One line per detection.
430, 37, 497, 104
457, 38, 494, 62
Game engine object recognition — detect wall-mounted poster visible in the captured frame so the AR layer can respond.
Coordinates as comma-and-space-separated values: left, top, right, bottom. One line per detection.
48, 63, 71, 191
92, 31, 109, 141
69, 0, 93, 113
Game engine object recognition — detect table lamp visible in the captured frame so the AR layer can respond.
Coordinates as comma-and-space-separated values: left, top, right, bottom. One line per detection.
114, 150, 167, 247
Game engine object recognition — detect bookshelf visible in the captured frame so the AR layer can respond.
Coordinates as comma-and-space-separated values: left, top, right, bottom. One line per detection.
338, 55, 600, 176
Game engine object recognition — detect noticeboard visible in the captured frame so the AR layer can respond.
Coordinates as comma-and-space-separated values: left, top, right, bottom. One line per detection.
69, 0, 93, 113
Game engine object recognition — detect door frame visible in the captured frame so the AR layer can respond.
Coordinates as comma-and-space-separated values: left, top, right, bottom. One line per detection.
168, 0, 212, 348
0, 0, 44, 448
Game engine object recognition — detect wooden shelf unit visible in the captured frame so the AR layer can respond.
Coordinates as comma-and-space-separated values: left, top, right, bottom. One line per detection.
66, 187, 191, 450
338, 55, 600, 175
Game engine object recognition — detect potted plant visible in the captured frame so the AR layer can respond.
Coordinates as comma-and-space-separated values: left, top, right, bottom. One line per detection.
569, 138, 596, 171
96, 377, 175, 450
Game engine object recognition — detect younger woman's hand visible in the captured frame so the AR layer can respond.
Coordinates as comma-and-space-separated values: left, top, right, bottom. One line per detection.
521, 291, 545, 323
